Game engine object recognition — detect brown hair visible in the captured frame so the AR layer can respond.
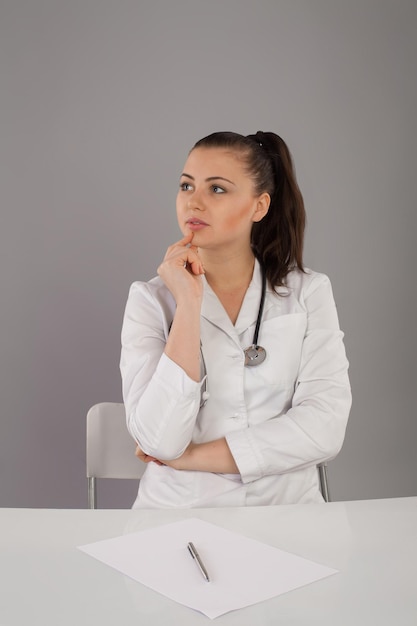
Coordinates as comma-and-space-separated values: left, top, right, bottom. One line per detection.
192, 131, 306, 289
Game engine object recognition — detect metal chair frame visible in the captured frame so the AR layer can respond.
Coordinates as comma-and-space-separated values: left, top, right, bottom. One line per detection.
317, 462, 331, 502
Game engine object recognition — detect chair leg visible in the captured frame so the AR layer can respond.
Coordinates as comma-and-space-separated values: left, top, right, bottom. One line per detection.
87, 477, 97, 509
317, 463, 331, 502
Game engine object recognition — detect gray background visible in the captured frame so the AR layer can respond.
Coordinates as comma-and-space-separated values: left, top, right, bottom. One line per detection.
1, 0, 416, 509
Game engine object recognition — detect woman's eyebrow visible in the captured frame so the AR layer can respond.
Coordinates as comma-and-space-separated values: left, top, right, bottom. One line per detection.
206, 176, 235, 186
180, 172, 236, 185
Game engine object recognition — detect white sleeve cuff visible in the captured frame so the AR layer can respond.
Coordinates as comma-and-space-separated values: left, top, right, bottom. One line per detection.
155, 352, 206, 397
226, 428, 265, 484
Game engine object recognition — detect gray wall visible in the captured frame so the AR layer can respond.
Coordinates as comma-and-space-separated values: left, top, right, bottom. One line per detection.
1, 0, 416, 508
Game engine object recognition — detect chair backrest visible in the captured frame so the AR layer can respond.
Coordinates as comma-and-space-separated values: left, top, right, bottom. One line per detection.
86, 402, 145, 508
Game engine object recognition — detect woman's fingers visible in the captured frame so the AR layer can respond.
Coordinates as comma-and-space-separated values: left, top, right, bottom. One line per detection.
186, 258, 205, 276
135, 445, 164, 465
164, 232, 194, 258
160, 232, 204, 276
156, 232, 204, 304
181, 233, 205, 275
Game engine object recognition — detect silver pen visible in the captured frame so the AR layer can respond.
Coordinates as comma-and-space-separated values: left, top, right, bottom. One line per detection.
187, 542, 210, 582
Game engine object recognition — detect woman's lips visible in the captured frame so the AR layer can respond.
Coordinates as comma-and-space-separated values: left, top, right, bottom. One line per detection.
186, 218, 208, 231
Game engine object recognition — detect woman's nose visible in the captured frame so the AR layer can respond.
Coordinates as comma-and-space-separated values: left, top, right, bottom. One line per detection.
187, 191, 204, 211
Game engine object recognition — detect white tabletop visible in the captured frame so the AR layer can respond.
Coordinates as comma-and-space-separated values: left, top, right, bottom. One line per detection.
1, 497, 416, 625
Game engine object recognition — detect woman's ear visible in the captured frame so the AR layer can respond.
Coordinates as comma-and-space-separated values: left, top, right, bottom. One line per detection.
252, 192, 270, 223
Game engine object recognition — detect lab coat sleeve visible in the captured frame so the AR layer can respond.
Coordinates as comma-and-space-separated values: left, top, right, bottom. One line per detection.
120, 281, 204, 459
225, 273, 352, 484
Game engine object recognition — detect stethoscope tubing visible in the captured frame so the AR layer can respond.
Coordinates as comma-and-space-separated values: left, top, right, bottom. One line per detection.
200, 265, 267, 404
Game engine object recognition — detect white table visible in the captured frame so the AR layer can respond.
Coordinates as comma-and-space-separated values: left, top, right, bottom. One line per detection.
1, 497, 416, 625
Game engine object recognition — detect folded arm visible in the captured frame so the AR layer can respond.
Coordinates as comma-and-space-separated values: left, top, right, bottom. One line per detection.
136, 273, 351, 478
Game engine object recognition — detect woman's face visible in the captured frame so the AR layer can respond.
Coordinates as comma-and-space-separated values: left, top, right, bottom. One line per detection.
176, 147, 269, 253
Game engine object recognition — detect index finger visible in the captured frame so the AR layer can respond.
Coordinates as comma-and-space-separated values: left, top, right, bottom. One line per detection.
164, 232, 195, 258
181, 232, 194, 247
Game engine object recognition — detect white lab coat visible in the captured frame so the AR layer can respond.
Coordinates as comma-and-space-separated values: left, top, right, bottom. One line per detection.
120, 260, 351, 508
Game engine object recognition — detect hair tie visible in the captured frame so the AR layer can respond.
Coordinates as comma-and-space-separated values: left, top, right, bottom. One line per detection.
254, 130, 265, 148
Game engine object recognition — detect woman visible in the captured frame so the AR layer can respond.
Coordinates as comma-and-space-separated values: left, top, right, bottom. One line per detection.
120, 131, 351, 508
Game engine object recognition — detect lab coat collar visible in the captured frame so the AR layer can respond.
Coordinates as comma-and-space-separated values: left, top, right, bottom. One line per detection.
200, 259, 270, 337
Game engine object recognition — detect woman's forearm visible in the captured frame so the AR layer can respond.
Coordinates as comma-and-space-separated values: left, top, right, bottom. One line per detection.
163, 438, 240, 474
164, 300, 202, 381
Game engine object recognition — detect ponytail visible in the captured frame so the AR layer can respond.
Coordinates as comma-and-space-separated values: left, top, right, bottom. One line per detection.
247, 131, 306, 289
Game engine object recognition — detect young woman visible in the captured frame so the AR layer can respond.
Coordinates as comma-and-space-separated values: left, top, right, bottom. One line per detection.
120, 131, 351, 508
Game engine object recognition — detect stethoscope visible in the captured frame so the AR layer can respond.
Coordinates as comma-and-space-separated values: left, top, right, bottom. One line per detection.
200, 267, 267, 407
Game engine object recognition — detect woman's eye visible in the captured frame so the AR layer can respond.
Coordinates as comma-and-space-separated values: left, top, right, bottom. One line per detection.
212, 185, 225, 194
180, 182, 192, 191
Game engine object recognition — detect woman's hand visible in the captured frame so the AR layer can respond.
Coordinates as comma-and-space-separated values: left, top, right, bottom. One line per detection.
135, 444, 193, 469
157, 232, 204, 305
135, 446, 165, 466
158, 232, 204, 381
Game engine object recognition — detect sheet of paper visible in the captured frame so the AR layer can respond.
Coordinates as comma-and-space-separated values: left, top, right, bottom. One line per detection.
78, 517, 337, 619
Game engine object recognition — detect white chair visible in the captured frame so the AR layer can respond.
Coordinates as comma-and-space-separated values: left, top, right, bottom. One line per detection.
86, 402, 145, 509
86, 402, 332, 508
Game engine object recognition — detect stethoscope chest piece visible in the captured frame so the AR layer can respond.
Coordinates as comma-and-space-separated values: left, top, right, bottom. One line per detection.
243, 265, 267, 367
244, 345, 267, 366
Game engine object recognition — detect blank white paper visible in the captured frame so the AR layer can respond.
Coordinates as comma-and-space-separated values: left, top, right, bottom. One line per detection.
78, 517, 338, 619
